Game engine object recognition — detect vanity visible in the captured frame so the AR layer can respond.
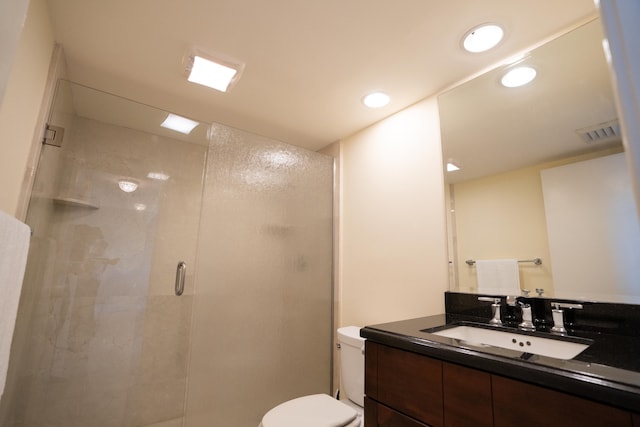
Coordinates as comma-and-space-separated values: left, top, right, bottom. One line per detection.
361, 292, 640, 427
379, 13, 640, 426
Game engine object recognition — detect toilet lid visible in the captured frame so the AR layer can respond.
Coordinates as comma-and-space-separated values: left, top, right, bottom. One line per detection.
262, 394, 358, 427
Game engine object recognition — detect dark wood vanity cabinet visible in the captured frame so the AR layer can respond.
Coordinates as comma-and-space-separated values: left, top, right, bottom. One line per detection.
492, 375, 632, 427
365, 341, 638, 427
365, 398, 430, 427
442, 362, 493, 427
365, 341, 443, 427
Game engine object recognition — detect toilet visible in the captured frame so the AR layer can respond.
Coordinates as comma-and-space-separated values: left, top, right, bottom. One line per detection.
260, 326, 365, 427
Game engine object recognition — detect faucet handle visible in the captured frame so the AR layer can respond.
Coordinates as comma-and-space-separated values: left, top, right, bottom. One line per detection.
550, 302, 583, 335
478, 297, 501, 304
552, 302, 584, 310
517, 303, 535, 331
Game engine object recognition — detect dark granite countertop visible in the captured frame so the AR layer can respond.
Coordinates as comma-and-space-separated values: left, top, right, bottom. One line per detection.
361, 314, 640, 413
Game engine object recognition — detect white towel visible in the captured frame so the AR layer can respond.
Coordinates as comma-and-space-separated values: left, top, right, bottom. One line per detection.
475, 259, 521, 295
0, 210, 30, 400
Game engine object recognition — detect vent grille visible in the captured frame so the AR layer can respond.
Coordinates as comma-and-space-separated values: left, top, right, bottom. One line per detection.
576, 120, 621, 144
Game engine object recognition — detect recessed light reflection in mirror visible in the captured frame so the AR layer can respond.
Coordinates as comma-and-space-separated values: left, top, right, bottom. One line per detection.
118, 179, 138, 193
161, 113, 199, 134
501, 66, 537, 87
147, 172, 170, 181
447, 162, 460, 172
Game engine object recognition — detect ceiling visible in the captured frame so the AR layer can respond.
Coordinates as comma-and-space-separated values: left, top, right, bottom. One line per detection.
45, 0, 599, 152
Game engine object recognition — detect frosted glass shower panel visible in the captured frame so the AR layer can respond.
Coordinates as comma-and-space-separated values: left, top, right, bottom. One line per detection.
1, 80, 207, 427
185, 123, 334, 427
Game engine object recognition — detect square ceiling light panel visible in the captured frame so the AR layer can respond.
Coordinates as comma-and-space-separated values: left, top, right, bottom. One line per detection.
185, 53, 244, 92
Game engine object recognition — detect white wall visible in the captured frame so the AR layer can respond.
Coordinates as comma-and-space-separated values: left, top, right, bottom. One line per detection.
598, 1, 640, 217
0, 0, 54, 217
339, 97, 449, 327
541, 152, 640, 302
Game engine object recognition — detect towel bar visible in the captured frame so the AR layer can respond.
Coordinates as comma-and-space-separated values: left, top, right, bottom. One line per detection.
465, 258, 542, 266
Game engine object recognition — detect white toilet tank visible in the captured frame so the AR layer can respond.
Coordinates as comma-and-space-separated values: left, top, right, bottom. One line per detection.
337, 326, 365, 407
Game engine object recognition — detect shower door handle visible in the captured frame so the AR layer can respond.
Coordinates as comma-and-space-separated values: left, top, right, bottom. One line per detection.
175, 261, 186, 296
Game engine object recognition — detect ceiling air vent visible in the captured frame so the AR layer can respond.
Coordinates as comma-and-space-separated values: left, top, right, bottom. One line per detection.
576, 119, 621, 144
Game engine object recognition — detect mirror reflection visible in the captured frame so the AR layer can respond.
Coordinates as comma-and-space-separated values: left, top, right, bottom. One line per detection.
440, 18, 640, 303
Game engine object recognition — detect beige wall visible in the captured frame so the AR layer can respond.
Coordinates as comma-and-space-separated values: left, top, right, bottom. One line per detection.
339, 97, 449, 328
453, 165, 554, 294
0, 0, 54, 217
0, 0, 29, 103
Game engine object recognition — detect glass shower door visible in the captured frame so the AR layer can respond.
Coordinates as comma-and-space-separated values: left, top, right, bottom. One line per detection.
0, 80, 207, 427
2, 79, 335, 427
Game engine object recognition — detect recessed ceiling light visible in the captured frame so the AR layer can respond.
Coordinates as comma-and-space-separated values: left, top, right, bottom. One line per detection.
161, 113, 199, 134
363, 92, 390, 108
501, 66, 537, 88
118, 179, 138, 193
463, 24, 504, 53
185, 53, 243, 92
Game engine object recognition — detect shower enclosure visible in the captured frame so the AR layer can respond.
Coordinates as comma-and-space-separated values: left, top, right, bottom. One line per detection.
0, 80, 334, 426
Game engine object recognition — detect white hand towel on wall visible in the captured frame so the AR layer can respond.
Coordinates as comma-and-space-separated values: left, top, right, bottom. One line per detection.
475, 259, 521, 295
0, 210, 30, 400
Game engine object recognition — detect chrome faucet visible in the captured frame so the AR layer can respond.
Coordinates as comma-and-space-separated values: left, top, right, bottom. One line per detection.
550, 302, 583, 335
478, 297, 502, 326
518, 302, 536, 332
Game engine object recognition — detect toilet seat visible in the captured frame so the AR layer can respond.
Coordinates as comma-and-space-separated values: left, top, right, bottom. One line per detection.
260, 393, 359, 427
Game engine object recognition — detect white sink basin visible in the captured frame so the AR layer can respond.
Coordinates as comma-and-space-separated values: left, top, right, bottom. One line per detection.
429, 325, 591, 360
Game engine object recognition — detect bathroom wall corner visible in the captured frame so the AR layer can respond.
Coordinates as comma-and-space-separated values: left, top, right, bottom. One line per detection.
319, 140, 342, 396
16, 44, 67, 222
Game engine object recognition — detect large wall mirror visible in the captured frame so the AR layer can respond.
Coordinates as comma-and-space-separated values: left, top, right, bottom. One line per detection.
440, 18, 640, 304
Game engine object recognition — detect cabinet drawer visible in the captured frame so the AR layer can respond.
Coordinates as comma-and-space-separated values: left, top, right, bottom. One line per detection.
374, 344, 443, 427
492, 375, 633, 427
443, 362, 493, 427
365, 397, 430, 427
